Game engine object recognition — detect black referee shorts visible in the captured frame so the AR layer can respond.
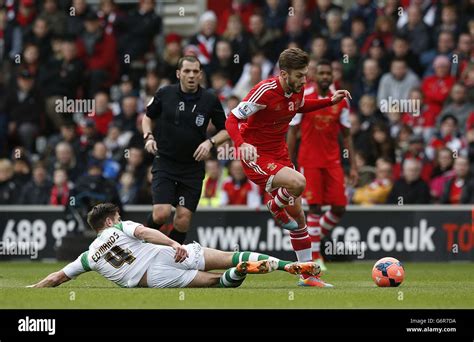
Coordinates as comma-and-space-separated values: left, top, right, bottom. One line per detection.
151, 157, 205, 212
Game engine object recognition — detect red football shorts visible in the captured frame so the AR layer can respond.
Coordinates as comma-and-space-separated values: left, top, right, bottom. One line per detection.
300, 165, 347, 206
241, 154, 293, 193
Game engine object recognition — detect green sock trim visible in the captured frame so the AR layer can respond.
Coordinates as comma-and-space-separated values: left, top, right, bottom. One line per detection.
257, 254, 270, 260
278, 260, 291, 271
232, 252, 240, 266
242, 251, 250, 261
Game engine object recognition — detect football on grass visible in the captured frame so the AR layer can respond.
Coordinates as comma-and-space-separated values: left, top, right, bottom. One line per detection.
372, 257, 404, 287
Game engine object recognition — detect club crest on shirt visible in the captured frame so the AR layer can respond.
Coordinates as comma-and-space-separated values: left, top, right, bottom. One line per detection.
267, 163, 277, 171
195, 113, 205, 126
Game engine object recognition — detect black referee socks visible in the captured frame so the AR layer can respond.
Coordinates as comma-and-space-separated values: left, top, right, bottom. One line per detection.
146, 213, 163, 230
169, 229, 187, 244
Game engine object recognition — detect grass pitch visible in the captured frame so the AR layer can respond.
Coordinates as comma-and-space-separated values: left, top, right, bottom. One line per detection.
1, 261, 473, 309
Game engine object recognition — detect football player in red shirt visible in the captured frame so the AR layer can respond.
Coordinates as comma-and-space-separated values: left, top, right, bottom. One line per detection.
288, 59, 358, 271
226, 48, 351, 287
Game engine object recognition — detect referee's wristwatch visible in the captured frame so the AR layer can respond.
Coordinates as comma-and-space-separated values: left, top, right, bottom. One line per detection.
208, 137, 216, 147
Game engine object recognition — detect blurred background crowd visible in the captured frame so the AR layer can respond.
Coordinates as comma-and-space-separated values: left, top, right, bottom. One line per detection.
0, 0, 473, 209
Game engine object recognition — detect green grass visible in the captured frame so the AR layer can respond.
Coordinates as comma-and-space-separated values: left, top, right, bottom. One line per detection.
1, 261, 473, 309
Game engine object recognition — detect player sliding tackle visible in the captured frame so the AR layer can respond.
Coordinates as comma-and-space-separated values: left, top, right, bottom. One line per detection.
225, 48, 351, 287
28, 203, 320, 289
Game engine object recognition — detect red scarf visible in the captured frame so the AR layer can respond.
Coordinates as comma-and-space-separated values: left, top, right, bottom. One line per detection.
50, 184, 70, 206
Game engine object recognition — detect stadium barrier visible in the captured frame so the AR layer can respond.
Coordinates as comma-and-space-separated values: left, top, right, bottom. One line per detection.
0, 205, 473, 261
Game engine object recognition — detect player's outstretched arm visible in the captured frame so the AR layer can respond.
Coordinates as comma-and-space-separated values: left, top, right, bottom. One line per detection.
27, 270, 71, 288
134, 225, 188, 262
299, 90, 352, 113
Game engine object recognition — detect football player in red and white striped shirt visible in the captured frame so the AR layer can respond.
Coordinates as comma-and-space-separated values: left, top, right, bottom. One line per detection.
226, 48, 351, 287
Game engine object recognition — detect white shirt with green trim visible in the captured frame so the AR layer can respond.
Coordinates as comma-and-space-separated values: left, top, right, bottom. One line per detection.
62, 220, 162, 288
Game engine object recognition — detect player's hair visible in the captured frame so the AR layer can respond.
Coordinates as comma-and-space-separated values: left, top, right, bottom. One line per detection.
87, 203, 119, 231
177, 55, 202, 70
278, 48, 309, 72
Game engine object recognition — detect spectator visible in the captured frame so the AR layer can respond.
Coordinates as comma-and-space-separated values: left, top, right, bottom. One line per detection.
386, 158, 431, 204
394, 134, 433, 183
200, 159, 224, 207
440, 156, 471, 204
361, 15, 394, 55
386, 35, 423, 76
121, 146, 146, 188
349, 112, 371, 153
88, 91, 113, 136
38, 0, 67, 36
350, 16, 368, 50
116, 95, 139, 133
12, 155, 32, 189
220, 160, 261, 208
216, 0, 257, 35
248, 13, 280, 62
210, 71, 233, 104
398, 5, 432, 56
0, 159, 20, 204
368, 122, 396, 165
157, 33, 182, 83
426, 114, 464, 160
20, 162, 52, 204
340, 36, 361, 84
309, 0, 343, 36
345, 0, 378, 33
430, 147, 455, 202
49, 167, 72, 206
400, 87, 438, 140
188, 11, 219, 70
452, 32, 472, 78
377, 58, 420, 106
263, 0, 288, 33
438, 83, 474, 134
233, 62, 262, 101
358, 95, 386, 132
352, 60, 381, 111
98, 0, 124, 36
352, 158, 393, 205
49, 141, 82, 183
433, 5, 461, 42
89, 141, 120, 180
66, 0, 91, 36
115, 0, 161, 65
5, 69, 44, 152
420, 30, 455, 76
76, 12, 118, 96
39, 35, 84, 129
421, 55, 456, 118
71, 159, 122, 214
323, 9, 344, 60
209, 39, 242, 85
283, 13, 310, 50
309, 36, 330, 61
45, 122, 81, 162
222, 14, 251, 66
134, 165, 153, 204
23, 17, 52, 63
354, 149, 375, 187
117, 171, 137, 204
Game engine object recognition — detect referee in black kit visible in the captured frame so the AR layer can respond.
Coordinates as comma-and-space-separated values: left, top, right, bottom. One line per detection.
142, 55, 228, 243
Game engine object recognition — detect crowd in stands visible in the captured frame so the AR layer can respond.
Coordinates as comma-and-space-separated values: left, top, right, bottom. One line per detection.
0, 0, 473, 208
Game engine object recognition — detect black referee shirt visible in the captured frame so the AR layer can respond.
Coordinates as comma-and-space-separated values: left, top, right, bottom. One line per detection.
145, 84, 226, 166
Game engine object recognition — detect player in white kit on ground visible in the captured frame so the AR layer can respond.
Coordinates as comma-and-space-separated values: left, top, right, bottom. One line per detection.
29, 203, 322, 289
